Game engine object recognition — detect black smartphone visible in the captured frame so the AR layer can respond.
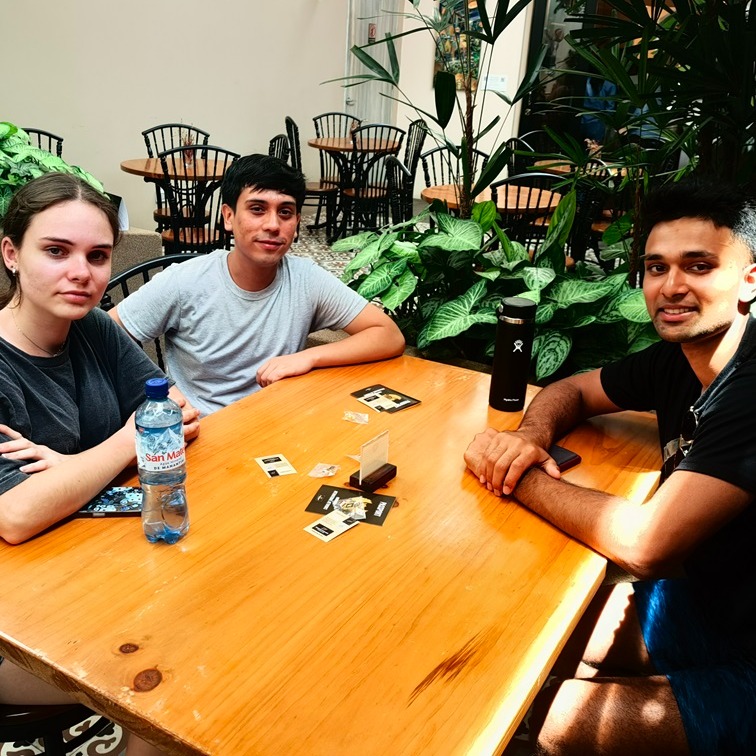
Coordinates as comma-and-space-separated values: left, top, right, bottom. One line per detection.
76, 486, 143, 518
548, 444, 582, 472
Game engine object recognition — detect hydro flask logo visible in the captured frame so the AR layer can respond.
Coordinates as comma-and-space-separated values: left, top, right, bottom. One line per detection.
513, 339, 524, 353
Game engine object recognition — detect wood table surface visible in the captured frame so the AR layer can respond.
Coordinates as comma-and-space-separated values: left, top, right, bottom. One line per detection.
421, 183, 562, 215
120, 157, 228, 182
533, 158, 626, 179
0, 356, 660, 755
307, 136, 399, 154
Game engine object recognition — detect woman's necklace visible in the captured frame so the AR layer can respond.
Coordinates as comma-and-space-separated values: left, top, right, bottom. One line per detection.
10, 310, 67, 357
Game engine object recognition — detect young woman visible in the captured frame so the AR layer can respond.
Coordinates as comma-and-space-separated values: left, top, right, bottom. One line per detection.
0, 172, 200, 755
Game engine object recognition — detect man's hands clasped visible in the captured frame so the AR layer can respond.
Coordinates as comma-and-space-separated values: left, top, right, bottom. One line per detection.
464, 427, 562, 496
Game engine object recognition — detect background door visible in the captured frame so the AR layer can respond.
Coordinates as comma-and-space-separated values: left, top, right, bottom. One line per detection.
345, 0, 403, 124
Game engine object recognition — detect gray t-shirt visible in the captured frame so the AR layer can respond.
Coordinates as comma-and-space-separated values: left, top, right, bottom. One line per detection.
117, 251, 368, 415
0, 308, 164, 495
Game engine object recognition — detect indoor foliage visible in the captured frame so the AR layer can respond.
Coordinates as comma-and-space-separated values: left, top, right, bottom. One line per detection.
336, 196, 657, 381
0, 122, 103, 219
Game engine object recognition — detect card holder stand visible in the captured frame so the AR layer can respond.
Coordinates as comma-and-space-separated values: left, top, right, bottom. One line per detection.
348, 463, 397, 493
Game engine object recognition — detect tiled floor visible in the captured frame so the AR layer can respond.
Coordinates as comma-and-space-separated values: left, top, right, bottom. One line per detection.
0, 717, 123, 755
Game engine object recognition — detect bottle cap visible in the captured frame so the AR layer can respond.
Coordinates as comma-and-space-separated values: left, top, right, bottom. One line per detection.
144, 377, 170, 399
497, 296, 537, 322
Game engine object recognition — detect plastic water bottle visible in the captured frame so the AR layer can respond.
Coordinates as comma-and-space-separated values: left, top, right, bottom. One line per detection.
135, 378, 189, 544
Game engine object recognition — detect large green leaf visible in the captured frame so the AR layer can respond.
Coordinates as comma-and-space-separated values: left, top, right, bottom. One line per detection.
535, 330, 572, 380
381, 268, 418, 311
390, 240, 422, 264
350, 44, 398, 84
331, 231, 377, 252
522, 266, 557, 291
418, 214, 482, 252
617, 288, 652, 322
550, 274, 626, 308
0, 122, 18, 141
417, 280, 496, 348
434, 70, 457, 129
472, 199, 498, 232
356, 259, 407, 300
340, 237, 387, 281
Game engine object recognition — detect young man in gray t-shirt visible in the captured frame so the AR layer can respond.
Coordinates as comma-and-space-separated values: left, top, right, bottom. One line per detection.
111, 154, 404, 415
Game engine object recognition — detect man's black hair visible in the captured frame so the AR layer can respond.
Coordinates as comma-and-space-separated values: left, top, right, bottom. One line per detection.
641, 175, 756, 261
221, 154, 306, 212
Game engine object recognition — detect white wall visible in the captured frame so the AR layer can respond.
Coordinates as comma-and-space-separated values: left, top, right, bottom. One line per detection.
4, 0, 350, 229
4, 0, 533, 226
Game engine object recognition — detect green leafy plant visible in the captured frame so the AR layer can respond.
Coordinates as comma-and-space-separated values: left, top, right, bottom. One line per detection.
565, 0, 756, 192
337, 0, 544, 218
336, 196, 657, 381
0, 122, 104, 219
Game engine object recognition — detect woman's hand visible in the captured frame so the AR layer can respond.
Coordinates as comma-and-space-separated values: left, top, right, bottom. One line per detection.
0, 424, 67, 473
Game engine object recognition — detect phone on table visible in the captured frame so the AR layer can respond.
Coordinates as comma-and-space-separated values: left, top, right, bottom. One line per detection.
547, 444, 582, 473
76, 486, 143, 517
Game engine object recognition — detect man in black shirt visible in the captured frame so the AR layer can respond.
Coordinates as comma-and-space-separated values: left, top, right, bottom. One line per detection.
465, 177, 756, 755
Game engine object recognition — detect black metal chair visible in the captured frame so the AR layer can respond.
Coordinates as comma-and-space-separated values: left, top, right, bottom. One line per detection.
22, 128, 64, 157
285, 116, 341, 241
141, 124, 211, 232
100, 254, 202, 370
342, 124, 405, 234
157, 145, 239, 255
401, 118, 428, 197
490, 172, 565, 256
420, 145, 490, 188
268, 134, 290, 164
312, 112, 362, 232
504, 136, 535, 177
385, 156, 415, 225
0, 703, 113, 755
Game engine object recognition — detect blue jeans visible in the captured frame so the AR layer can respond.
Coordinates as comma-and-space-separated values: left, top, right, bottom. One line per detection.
635, 579, 756, 755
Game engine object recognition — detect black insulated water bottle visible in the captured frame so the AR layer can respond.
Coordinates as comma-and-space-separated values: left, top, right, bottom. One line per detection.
489, 296, 537, 412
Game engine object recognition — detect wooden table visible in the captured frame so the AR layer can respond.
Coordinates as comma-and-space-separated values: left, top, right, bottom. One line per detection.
120, 157, 229, 182
0, 357, 660, 754
307, 136, 400, 154
533, 158, 626, 179
421, 183, 562, 215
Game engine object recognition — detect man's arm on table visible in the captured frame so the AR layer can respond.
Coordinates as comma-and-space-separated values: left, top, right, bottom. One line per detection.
256, 304, 405, 387
511, 466, 751, 580
465, 369, 752, 578
465, 369, 623, 496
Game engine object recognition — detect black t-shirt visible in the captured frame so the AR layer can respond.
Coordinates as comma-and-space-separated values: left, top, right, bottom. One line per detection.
601, 316, 756, 654
0, 308, 164, 495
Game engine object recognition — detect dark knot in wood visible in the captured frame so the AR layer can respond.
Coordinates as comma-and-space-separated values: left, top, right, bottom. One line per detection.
133, 668, 162, 692
119, 643, 139, 654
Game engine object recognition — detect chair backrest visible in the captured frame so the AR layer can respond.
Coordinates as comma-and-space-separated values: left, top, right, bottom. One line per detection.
0, 703, 112, 755
351, 124, 405, 190
504, 136, 535, 177
158, 145, 240, 254
268, 133, 291, 164
518, 129, 553, 154
385, 156, 414, 225
23, 127, 64, 157
313, 112, 360, 139
312, 112, 362, 187
100, 254, 202, 370
285, 116, 303, 172
402, 119, 428, 187
142, 123, 210, 158
490, 172, 564, 255
420, 145, 490, 188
